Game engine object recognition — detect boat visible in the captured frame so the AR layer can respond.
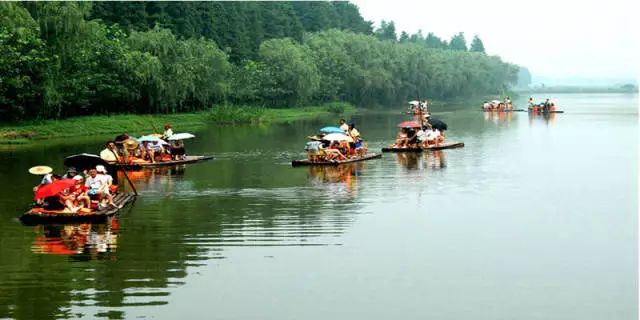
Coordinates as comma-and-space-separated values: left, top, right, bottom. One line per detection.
114, 155, 214, 169
529, 109, 564, 114
20, 192, 136, 225
382, 141, 464, 152
291, 153, 382, 167
482, 109, 525, 112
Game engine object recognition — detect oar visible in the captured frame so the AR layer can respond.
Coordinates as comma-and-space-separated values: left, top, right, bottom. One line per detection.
110, 149, 138, 196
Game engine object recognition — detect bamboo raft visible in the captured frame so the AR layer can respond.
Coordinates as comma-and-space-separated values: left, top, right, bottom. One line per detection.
482, 109, 525, 112
382, 141, 465, 152
114, 155, 214, 169
529, 110, 564, 114
291, 153, 382, 167
20, 192, 136, 225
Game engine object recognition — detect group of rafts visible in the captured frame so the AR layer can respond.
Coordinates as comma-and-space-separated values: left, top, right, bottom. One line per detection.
22, 123, 213, 224
482, 96, 564, 113
292, 100, 464, 167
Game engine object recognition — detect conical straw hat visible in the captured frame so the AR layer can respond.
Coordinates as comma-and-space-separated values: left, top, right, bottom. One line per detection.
28, 165, 53, 175
123, 138, 139, 150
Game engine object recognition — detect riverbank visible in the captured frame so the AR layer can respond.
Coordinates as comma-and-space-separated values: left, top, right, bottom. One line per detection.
0, 103, 354, 146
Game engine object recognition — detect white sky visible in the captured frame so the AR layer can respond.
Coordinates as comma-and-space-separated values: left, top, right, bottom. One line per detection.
352, 0, 640, 83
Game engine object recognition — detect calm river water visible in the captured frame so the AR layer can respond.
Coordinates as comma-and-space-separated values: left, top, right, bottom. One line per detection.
0, 93, 637, 320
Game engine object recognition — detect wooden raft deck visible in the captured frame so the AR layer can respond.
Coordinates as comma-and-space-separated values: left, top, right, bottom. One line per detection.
20, 192, 136, 225
291, 153, 382, 167
115, 155, 214, 170
381, 141, 465, 152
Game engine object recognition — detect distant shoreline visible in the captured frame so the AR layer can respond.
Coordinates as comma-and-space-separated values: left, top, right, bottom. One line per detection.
515, 86, 638, 94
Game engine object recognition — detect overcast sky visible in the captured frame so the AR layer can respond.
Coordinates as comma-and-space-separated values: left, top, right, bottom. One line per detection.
352, 0, 639, 84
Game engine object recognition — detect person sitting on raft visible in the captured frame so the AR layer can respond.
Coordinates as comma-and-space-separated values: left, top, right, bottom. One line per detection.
394, 128, 409, 148
141, 141, 164, 163
325, 141, 347, 161
169, 139, 186, 160
85, 168, 119, 209
71, 175, 91, 209
305, 140, 325, 162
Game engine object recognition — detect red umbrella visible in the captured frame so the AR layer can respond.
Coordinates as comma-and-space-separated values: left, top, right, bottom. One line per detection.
34, 179, 75, 200
397, 121, 421, 128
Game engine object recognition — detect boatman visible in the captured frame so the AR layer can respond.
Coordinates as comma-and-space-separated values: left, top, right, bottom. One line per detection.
100, 141, 119, 164
339, 119, 349, 132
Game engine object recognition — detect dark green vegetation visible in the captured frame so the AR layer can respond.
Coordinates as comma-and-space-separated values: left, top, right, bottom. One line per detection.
1, 2, 518, 123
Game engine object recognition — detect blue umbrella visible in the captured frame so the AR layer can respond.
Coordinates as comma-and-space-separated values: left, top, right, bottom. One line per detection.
319, 126, 345, 134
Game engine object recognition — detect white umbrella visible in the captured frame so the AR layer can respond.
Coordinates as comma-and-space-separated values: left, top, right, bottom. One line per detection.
322, 133, 353, 142
408, 100, 420, 105
168, 133, 196, 141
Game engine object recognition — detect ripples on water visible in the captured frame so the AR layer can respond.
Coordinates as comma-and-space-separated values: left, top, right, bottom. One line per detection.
0, 93, 637, 319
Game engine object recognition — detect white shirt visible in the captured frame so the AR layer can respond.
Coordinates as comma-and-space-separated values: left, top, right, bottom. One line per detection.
416, 129, 427, 142
426, 129, 440, 141
339, 123, 349, 131
85, 175, 105, 189
40, 174, 53, 185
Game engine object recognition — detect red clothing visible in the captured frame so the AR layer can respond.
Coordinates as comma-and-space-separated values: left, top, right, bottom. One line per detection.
70, 184, 88, 196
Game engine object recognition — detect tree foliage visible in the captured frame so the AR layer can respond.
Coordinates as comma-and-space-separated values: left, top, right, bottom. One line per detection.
1, 2, 519, 121
470, 35, 485, 53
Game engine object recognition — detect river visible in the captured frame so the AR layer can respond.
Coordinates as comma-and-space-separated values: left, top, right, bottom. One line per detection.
0, 93, 637, 319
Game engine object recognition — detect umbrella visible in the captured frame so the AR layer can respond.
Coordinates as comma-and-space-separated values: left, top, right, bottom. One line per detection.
319, 127, 345, 134
428, 118, 448, 131
408, 100, 420, 105
137, 135, 163, 143
397, 121, 421, 128
322, 133, 353, 142
29, 166, 53, 175
64, 154, 110, 172
167, 133, 196, 141
34, 179, 75, 200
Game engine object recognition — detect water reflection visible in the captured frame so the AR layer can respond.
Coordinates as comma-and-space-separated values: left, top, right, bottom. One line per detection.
31, 217, 119, 260
483, 110, 514, 125
528, 112, 558, 126
395, 151, 446, 170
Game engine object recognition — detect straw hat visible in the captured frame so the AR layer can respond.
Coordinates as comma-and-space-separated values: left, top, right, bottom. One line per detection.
123, 138, 139, 150
28, 166, 53, 175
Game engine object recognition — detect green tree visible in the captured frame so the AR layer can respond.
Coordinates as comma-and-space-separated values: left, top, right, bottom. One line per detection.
374, 20, 396, 41
449, 32, 467, 51
469, 35, 485, 53
254, 38, 320, 107
0, 2, 48, 120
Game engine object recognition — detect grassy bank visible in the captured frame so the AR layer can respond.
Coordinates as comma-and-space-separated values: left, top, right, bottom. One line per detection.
0, 102, 354, 145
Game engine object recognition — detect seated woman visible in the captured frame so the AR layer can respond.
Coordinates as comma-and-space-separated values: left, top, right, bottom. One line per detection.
170, 139, 186, 160
324, 141, 347, 161
305, 140, 325, 162
406, 128, 419, 148
58, 189, 81, 213
354, 138, 367, 156
338, 140, 352, 157
71, 175, 91, 209
394, 128, 409, 148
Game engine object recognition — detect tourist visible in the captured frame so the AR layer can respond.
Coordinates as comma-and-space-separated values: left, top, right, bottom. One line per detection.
114, 133, 130, 163
71, 175, 91, 209
170, 139, 186, 160
62, 167, 78, 179
85, 168, 119, 209
305, 140, 325, 162
395, 128, 409, 147
339, 119, 349, 132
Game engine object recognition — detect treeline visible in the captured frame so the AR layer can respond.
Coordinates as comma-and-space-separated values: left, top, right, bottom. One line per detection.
0, 2, 519, 122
